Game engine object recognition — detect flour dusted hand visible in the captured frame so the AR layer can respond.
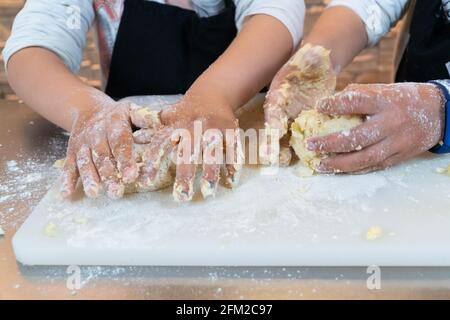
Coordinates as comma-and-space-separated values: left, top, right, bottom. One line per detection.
129, 95, 243, 203
307, 83, 446, 173
261, 44, 337, 166
290, 109, 363, 175
61, 97, 139, 200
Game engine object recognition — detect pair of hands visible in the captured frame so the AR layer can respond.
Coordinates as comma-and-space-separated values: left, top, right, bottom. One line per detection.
62, 45, 446, 200
61, 93, 242, 201
263, 45, 446, 174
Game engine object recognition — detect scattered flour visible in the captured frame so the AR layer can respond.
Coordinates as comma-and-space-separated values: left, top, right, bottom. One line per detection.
6, 160, 19, 172
1, 136, 66, 232
38, 163, 391, 251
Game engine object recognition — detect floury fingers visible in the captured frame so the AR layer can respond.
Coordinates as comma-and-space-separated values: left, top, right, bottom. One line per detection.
261, 44, 337, 166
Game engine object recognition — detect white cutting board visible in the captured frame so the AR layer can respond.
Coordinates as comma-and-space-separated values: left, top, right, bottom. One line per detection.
13, 95, 450, 266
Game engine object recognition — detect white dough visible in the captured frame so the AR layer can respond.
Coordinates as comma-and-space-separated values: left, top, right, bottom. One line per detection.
124, 144, 175, 193
290, 109, 363, 173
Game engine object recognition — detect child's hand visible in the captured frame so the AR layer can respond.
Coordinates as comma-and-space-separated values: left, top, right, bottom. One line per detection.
130, 95, 243, 202
261, 44, 336, 166
61, 100, 139, 199
307, 83, 445, 173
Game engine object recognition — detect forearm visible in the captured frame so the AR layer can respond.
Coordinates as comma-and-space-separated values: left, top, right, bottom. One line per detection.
7, 47, 112, 131
187, 14, 294, 111
304, 6, 368, 72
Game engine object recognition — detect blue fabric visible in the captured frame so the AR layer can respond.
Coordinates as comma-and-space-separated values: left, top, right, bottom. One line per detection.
429, 80, 450, 154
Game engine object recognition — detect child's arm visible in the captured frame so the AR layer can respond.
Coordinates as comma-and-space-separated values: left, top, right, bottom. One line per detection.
303, 6, 368, 73
261, 1, 409, 165
136, 14, 296, 201
187, 14, 295, 112
4, 1, 139, 200
7, 48, 139, 200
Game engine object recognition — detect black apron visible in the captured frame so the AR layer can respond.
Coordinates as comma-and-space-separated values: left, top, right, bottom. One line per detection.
105, 0, 237, 100
396, 0, 450, 82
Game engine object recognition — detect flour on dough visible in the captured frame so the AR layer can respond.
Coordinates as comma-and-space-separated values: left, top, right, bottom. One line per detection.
272, 44, 337, 137
124, 143, 175, 193
283, 44, 363, 175
290, 109, 363, 173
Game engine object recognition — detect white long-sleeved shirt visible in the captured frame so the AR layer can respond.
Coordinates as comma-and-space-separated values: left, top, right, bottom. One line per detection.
328, 0, 410, 46
2, 0, 306, 78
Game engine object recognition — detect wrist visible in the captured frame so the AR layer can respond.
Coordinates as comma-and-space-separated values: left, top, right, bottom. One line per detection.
67, 88, 116, 129
429, 80, 450, 153
185, 81, 235, 112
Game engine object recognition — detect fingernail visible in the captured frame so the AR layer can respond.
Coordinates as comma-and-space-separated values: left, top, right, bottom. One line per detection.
60, 188, 71, 199
60, 178, 72, 199
306, 140, 316, 151
316, 162, 328, 173
107, 182, 125, 199
173, 181, 194, 203
200, 179, 217, 199
84, 182, 100, 199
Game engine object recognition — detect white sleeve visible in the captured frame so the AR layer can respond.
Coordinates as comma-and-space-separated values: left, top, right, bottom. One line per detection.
2, 0, 95, 73
328, 0, 409, 46
234, 0, 306, 49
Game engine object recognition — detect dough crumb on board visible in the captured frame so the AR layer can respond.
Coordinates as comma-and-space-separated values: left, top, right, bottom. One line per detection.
436, 164, 450, 175
53, 158, 66, 169
295, 165, 315, 178
366, 225, 383, 241
73, 217, 88, 225
44, 222, 59, 237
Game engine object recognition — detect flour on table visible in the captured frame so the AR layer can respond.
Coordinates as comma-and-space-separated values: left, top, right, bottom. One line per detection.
6, 160, 19, 172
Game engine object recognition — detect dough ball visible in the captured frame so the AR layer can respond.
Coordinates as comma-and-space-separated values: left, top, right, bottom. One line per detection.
290, 109, 363, 173
124, 143, 175, 194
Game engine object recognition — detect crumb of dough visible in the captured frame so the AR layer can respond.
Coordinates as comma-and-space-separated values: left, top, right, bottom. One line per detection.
200, 179, 217, 199
53, 158, 66, 169
298, 186, 309, 193
295, 165, 315, 178
72, 217, 88, 225
436, 164, 450, 175
0, 225, 4, 236
290, 109, 363, 173
44, 222, 59, 237
366, 225, 383, 241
